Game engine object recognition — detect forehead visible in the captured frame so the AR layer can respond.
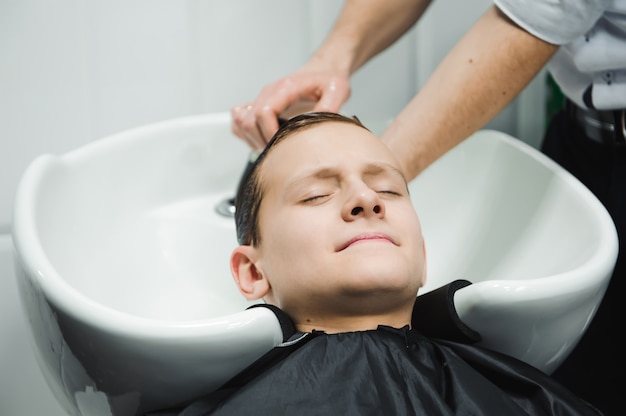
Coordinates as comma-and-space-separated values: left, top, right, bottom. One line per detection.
261, 122, 399, 181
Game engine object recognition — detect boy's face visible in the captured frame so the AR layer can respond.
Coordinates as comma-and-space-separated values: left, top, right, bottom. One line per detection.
232, 121, 426, 322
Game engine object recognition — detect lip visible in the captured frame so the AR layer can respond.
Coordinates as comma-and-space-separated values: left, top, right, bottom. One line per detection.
338, 233, 397, 251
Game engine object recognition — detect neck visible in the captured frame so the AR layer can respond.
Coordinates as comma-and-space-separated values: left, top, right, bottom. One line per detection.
293, 310, 413, 334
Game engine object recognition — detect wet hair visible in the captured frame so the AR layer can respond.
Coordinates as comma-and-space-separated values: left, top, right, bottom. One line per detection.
234, 112, 369, 246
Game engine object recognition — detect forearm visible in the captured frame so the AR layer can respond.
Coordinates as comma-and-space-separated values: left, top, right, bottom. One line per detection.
382, 5, 559, 180
305, 0, 432, 76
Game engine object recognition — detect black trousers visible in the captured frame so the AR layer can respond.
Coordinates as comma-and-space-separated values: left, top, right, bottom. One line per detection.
542, 110, 625, 416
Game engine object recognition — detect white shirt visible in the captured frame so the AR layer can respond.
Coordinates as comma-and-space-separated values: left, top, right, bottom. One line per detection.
494, 0, 626, 109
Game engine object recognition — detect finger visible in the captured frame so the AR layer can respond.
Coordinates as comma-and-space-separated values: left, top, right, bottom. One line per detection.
313, 78, 351, 113
254, 84, 301, 141
231, 104, 254, 141
231, 105, 266, 151
256, 105, 281, 143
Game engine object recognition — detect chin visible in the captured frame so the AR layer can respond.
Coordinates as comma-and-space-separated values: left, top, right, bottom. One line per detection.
346, 267, 420, 295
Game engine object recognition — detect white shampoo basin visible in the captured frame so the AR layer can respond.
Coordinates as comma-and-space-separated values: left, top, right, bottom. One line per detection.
12, 113, 617, 415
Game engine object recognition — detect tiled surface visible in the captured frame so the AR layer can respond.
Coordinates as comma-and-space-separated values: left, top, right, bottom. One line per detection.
0, 234, 68, 415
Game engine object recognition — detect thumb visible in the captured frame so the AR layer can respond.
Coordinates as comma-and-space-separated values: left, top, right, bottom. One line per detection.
313, 79, 351, 113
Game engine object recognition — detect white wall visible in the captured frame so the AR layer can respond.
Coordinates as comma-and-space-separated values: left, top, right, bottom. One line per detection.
0, 1, 546, 414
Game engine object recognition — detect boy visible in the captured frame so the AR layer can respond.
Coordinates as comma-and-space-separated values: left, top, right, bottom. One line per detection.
163, 112, 602, 415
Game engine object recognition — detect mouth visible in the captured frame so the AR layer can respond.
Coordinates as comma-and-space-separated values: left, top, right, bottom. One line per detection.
338, 233, 397, 251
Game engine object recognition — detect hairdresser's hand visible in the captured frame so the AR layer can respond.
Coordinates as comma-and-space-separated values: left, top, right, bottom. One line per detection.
231, 69, 351, 150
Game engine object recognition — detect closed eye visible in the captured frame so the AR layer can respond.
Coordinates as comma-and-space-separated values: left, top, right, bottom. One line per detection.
377, 190, 403, 197
302, 194, 329, 203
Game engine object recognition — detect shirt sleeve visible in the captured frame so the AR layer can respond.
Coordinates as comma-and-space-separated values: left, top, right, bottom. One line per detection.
493, 0, 609, 45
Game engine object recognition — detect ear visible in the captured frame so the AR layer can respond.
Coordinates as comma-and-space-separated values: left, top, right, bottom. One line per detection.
230, 245, 270, 301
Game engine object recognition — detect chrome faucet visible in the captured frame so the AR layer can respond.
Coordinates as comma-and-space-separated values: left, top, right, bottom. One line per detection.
215, 118, 287, 218
215, 150, 259, 218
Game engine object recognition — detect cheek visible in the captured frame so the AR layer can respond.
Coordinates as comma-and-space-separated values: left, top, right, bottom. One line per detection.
260, 211, 327, 263
396, 206, 425, 259
259, 217, 326, 299
397, 204, 423, 235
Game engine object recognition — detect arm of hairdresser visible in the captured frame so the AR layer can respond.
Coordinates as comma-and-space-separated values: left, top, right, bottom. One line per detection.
231, 0, 431, 150
383, 6, 558, 180
231, 2, 558, 182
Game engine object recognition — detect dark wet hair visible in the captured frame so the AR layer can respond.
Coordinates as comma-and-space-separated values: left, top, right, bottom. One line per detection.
234, 112, 369, 246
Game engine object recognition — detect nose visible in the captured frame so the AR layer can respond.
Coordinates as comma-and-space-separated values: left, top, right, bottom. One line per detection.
342, 185, 385, 221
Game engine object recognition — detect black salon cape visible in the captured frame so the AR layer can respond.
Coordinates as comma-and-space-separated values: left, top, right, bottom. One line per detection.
149, 281, 602, 416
